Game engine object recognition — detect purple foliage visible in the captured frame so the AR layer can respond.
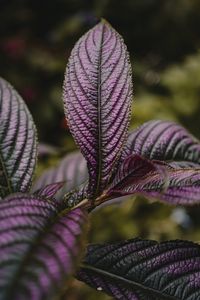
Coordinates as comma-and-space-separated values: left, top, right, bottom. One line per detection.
32, 21, 200, 209
63, 20, 133, 198
108, 157, 200, 205
38, 143, 58, 158
104, 120, 200, 206
34, 182, 64, 199
123, 120, 200, 162
0, 78, 37, 198
0, 193, 88, 299
32, 152, 88, 200
108, 154, 164, 192
78, 238, 200, 299
2, 19, 200, 300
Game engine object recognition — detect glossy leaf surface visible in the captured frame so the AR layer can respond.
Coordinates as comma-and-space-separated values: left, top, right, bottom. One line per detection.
32, 152, 88, 200
78, 238, 200, 300
63, 20, 133, 197
0, 193, 88, 300
0, 78, 37, 198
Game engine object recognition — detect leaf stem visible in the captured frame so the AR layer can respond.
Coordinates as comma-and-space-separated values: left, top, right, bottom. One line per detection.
73, 191, 110, 212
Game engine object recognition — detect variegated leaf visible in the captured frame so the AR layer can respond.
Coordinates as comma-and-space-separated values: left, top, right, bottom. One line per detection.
78, 238, 200, 300
32, 152, 88, 200
108, 158, 200, 205
34, 182, 64, 199
0, 193, 88, 300
0, 78, 37, 198
124, 120, 200, 163
63, 20, 133, 198
108, 154, 165, 193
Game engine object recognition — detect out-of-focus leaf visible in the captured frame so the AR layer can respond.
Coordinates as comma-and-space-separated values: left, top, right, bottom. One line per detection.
123, 120, 200, 163
0, 78, 37, 198
34, 182, 64, 199
32, 152, 88, 200
63, 20, 133, 198
38, 143, 58, 158
0, 193, 88, 300
78, 238, 200, 300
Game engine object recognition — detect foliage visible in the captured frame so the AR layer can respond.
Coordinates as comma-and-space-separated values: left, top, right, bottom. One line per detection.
1, 20, 200, 299
1, 0, 200, 144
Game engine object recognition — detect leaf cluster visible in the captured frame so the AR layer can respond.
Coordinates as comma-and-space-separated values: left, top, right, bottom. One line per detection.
1, 20, 200, 299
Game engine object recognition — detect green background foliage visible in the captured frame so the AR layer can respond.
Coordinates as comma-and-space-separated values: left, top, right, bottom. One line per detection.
1, 1, 200, 298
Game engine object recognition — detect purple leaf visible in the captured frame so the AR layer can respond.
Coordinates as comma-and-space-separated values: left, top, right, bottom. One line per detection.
108, 154, 165, 193
34, 182, 64, 199
0, 193, 88, 300
38, 143, 58, 158
112, 120, 200, 205
123, 120, 200, 163
78, 238, 200, 299
63, 20, 133, 198
148, 163, 200, 205
0, 78, 37, 198
108, 159, 200, 205
32, 152, 88, 200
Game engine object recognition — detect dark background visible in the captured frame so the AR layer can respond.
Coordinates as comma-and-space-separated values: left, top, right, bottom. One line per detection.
1, 1, 200, 299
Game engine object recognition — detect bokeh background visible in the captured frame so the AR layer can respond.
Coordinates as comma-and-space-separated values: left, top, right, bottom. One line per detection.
1, 1, 200, 299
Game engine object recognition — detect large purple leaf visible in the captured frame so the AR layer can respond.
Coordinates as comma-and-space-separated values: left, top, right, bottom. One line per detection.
63, 20, 133, 198
114, 120, 200, 205
0, 193, 88, 300
32, 152, 88, 200
78, 238, 200, 299
124, 120, 200, 163
107, 157, 200, 205
0, 78, 37, 198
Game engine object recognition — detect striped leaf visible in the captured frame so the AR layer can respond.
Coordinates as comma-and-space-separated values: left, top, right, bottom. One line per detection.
108, 154, 165, 193
32, 152, 88, 200
0, 78, 37, 198
34, 182, 64, 199
146, 163, 200, 205
63, 20, 133, 198
0, 193, 88, 300
124, 120, 200, 163
111, 120, 200, 205
78, 238, 200, 300
108, 156, 200, 205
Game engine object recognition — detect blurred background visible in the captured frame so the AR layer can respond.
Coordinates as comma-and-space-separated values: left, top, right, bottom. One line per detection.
1, 0, 200, 299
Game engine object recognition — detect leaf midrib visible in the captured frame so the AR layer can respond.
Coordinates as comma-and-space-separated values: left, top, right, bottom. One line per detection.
95, 23, 105, 198
4, 205, 59, 300
81, 264, 179, 300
